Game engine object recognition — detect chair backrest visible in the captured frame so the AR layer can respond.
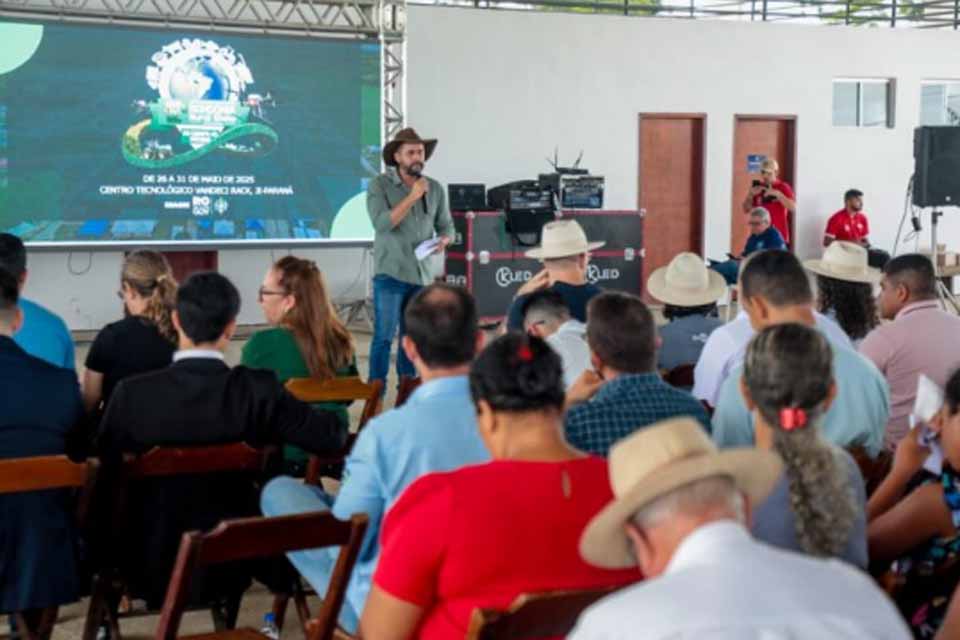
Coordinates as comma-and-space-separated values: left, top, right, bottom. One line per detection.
285, 376, 383, 431
155, 512, 368, 640
285, 377, 383, 484
123, 442, 267, 478
395, 375, 422, 408
663, 364, 695, 389
465, 588, 618, 640
0, 455, 99, 521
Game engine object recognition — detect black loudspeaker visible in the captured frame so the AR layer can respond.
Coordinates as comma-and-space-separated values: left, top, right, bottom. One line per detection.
913, 126, 960, 207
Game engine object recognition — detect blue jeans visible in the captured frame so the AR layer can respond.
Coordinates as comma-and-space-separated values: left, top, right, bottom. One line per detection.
370, 274, 421, 386
260, 477, 360, 633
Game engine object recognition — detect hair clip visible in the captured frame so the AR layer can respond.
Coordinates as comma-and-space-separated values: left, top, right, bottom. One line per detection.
780, 407, 808, 431
517, 344, 534, 363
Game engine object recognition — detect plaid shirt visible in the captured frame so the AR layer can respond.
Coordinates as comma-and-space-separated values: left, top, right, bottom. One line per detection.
565, 373, 711, 456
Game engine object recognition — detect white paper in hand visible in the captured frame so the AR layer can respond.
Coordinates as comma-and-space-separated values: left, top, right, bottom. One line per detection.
415, 237, 442, 261
911, 374, 946, 475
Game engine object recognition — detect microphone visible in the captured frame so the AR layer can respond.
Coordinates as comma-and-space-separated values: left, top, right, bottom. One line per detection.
408, 167, 427, 213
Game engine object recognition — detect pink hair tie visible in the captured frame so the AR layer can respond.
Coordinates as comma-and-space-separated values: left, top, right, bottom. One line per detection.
780, 408, 808, 431
517, 344, 534, 362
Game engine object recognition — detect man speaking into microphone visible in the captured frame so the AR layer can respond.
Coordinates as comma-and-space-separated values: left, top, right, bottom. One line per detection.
366, 128, 454, 391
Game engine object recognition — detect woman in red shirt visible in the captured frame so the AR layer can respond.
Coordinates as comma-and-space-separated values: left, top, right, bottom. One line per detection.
359, 333, 640, 640
742, 158, 796, 245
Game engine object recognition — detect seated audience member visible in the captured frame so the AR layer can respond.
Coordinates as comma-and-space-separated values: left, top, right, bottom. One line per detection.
708, 207, 786, 285
693, 251, 852, 408
97, 272, 346, 607
712, 251, 889, 457
742, 323, 868, 568
83, 251, 177, 417
569, 419, 910, 639
804, 241, 880, 346
522, 289, 590, 389
868, 367, 960, 638
261, 284, 489, 633
646, 252, 725, 373
824, 189, 890, 268
565, 292, 710, 456
505, 220, 604, 331
242, 256, 358, 474
0, 233, 74, 369
0, 268, 84, 622
860, 254, 960, 451
936, 585, 960, 640
742, 158, 795, 244
359, 334, 639, 640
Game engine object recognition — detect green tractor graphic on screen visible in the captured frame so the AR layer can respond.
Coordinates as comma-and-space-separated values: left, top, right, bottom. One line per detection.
122, 39, 278, 168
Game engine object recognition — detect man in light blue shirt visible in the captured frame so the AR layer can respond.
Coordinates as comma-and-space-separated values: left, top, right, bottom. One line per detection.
260, 283, 489, 632
711, 251, 889, 457
0, 234, 75, 370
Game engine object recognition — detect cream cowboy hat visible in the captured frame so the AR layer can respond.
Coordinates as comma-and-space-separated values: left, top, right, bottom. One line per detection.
524, 220, 605, 260
579, 418, 782, 570
647, 252, 727, 307
803, 241, 881, 285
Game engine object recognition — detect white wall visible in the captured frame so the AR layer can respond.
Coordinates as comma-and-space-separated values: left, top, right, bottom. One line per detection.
405, 6, 960, 264
27, 8, 960, 329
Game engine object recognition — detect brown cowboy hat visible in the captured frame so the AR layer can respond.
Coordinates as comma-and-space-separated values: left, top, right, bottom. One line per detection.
383, 128, 438, 167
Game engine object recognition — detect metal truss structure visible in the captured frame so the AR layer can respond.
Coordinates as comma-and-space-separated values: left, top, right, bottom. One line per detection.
410, 0, 960, 28
0, 0, 407, 143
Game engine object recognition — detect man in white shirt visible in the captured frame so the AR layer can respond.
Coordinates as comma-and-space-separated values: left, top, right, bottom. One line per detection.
570, 418, 910, 640
522, 289, 591, 389
692, 250, 852, 407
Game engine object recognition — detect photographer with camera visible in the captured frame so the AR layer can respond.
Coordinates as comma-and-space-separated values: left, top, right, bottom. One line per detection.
741, 159, 796, 246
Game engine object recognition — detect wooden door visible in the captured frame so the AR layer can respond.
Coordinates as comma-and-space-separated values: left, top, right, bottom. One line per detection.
730, 116, 797, 253
161, 251, 218, 283
637, 114, 705, 301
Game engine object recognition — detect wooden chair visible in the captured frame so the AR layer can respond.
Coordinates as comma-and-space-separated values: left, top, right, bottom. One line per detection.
154, 512, 368, 640
84, 444, 272, 640
464, 588, 618, 640
284, 376, 383, 485
0, 455, 99, 640
394, 376, 422, 408
663, 364, 695, 389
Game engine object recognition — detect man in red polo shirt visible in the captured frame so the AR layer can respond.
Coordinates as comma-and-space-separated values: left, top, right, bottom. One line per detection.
824, 189, 890, 267
741, 159, 795, 245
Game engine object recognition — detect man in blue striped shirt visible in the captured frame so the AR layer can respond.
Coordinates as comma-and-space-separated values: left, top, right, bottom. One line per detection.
565, 291, 710, 457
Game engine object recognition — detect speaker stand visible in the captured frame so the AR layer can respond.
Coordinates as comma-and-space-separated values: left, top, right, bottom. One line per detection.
930, 210, 960, 314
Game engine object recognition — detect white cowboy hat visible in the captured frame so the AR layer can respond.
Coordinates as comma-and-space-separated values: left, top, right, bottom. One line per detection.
580, 418, 782, 570
803, 241, 881, 285
647, 252, 727, 307
525, 220, 605, 260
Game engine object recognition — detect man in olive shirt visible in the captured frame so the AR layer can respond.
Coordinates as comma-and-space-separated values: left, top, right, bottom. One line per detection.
366, 128, 455, 389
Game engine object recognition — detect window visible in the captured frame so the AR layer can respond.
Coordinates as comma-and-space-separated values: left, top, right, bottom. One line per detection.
920, 81, 960, 126
832, 79, 895, 128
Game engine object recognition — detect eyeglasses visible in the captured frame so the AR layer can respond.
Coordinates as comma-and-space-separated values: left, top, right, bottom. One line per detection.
257, 286, 288, 302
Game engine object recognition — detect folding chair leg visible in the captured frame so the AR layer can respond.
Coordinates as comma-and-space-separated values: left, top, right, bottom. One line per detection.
225, 593, 242, 630
293, 588, 311, 631
272, 594, 290, 633
83, 576, 109, 640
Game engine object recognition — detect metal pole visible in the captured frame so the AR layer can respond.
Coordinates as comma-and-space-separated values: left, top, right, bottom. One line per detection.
845, 0, 851, 24
954, 0, 958, 29
762, 0, 768, 20
891, 0, 897, 26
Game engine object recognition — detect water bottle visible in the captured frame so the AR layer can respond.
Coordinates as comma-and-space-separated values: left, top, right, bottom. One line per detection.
260, 613, 280, 640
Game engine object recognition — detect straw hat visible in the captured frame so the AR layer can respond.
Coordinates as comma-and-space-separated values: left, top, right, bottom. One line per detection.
525, 220, 605, 260
647, 252, 727, 307
580, 418, 782, 570
803, 241, 881, 285
382, 128, 437, 167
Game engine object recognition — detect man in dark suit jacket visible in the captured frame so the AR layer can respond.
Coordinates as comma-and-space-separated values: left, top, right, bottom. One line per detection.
0, 267, 84, 619
96, 271, 347, 606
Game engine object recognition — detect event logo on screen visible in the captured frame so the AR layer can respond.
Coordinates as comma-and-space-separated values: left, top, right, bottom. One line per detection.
121, 39, 278, 168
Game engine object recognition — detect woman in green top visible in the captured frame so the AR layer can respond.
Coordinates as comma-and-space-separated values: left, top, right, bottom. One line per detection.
242, 256, 358, 473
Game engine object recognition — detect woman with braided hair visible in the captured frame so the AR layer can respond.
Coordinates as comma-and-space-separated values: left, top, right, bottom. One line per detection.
740, 322, 867, 568
82, 250, 178, 418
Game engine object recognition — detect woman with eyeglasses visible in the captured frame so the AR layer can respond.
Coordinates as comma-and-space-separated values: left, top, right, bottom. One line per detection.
82, 250, 177, 418
241, 256, 357, 474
